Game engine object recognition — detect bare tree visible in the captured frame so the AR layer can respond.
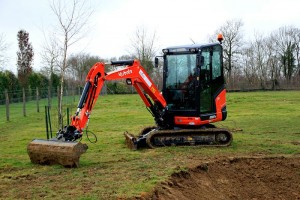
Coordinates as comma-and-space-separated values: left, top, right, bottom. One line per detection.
0, 33, 9, 68
211, 19, 244, 84
50, 0, 93, 127
240, 46, 258, 88
40, 32, 61, 107
67, 53, 102, 85
290, 27, 300, 76
129, 26, 159, 75
265, 35, 281, 90
251, 32, 269, 88
273, 26, 299, 83
41, 33, 61, 76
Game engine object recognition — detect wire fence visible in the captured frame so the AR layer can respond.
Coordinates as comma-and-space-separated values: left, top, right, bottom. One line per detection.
0, 81, 138, 124
0, 86, 79, 122
1, 81, 299, 124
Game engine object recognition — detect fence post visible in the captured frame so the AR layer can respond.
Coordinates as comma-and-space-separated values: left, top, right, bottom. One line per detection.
47, 105, 53, 138
22, 87, 26, 117
5, 89, 9, 121
45, 106, 49, 140
36, 87, 40, 112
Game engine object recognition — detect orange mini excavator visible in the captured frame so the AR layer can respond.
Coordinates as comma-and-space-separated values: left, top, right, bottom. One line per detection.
27, 35, 232, 167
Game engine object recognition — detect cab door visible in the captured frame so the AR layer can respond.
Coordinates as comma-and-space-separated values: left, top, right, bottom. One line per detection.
199, 45, 223, 116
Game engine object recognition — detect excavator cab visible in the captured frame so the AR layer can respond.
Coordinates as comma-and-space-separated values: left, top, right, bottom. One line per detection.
128, 42, 232, 149
160, 43, 227, 127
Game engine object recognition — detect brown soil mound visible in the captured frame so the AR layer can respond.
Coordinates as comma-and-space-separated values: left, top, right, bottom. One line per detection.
151, 156, 300, 200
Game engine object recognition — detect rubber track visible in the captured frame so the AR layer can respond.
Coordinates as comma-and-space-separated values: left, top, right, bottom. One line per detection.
145, 128, 232, 148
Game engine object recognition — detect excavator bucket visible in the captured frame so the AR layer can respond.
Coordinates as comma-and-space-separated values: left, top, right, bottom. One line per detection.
27, 139, 88, 167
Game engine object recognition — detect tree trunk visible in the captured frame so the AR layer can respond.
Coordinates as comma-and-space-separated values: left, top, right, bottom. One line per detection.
48, 71, 53, 108
22, 87, 26, 117
5, 89, 9, 121
58, 34, 68, 128
36, 87, 40, 112
48, 85, 51, 108
57, 86, 62, 128
59, 75, 64, 128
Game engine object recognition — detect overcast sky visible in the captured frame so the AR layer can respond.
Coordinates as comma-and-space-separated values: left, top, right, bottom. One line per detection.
1, 0, 300, 73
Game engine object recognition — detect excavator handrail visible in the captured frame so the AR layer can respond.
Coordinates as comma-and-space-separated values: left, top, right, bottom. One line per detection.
110, 60, 134, 66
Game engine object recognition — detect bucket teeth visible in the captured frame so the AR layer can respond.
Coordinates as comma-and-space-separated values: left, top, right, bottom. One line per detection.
27, 139, 88, 167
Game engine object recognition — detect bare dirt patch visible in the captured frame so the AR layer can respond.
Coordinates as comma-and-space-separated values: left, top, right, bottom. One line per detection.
1, 156, 299, 199
150, 156, 300, 200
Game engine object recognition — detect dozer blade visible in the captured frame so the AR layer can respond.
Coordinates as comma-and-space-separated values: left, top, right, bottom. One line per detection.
27, 139, 88, 167
124, 131, 138, 150
124, 126, 157, 150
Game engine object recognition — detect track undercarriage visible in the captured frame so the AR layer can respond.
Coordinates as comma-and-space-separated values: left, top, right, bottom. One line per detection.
124, 125, 232, 150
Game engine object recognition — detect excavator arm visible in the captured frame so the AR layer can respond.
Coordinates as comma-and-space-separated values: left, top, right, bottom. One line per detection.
58, 59, 167, 141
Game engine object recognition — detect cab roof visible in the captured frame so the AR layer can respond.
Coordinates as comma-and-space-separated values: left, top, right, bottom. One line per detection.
163, 42, 220, 53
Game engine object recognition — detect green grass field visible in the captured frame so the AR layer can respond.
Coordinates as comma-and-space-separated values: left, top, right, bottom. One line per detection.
0, 91, 299, 199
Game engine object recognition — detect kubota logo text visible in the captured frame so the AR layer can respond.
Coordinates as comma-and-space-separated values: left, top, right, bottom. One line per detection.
118, 69, 132, 77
